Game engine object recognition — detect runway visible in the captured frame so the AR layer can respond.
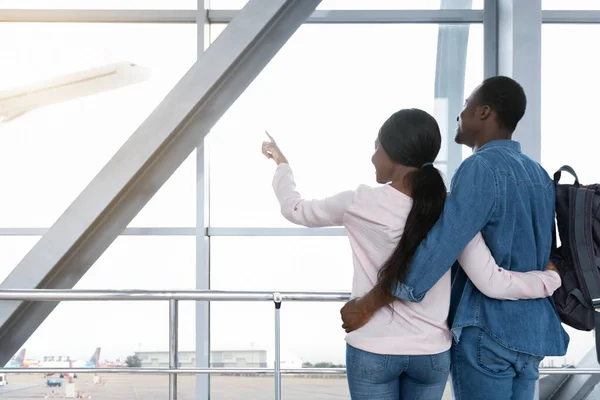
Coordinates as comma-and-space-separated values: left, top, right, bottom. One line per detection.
0, 373, 452, 399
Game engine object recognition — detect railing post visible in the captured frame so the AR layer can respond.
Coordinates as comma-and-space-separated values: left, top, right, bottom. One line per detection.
273, 292, 282, 400
169, 299, 179, 400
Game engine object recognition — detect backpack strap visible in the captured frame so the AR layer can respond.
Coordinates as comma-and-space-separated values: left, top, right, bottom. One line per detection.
572, 187, 600, 360
596, 313, 600, 363
554, 165, 580, 186
552, 220, 557, 253
573, 189, 600, 299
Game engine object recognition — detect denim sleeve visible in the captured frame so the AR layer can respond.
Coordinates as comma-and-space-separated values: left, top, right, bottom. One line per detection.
392, 155, 498, 302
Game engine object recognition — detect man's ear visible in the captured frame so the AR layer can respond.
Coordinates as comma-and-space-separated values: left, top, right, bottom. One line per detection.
478, 105, 492, 120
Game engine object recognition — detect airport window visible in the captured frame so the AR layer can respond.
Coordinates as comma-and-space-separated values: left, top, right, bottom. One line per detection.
208, 23, 483, 227
540, 24, 600, 369
20, 236, 195, 362
210, 237, 352, 292
4, 0, 600, 397
0, 23, 196, 227
211, 237, 351, 374
75, 236, 195, 290
0, 1, 518, 399
541, 25, 600, 185
209, 0, 483, 10
0, 237, 39, 283
205, 20, 481, 398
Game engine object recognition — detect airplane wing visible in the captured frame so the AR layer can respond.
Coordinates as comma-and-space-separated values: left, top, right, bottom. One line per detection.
0, 62, 151, 123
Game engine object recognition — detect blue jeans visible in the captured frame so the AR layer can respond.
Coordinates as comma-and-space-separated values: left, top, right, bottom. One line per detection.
346, 344, 450, 400
451, 327, 544, 400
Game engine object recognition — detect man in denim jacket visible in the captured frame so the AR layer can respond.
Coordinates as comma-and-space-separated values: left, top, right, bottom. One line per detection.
341, 76, 569, 399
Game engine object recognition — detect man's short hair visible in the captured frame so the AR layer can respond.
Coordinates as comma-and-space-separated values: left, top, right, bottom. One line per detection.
476, 76, 527, 132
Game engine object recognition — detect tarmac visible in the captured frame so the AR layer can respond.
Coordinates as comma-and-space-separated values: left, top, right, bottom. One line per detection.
0, 373, 452, 399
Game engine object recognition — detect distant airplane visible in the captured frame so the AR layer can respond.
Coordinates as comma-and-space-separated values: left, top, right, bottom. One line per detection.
5, 349, 26, 368
71, 347, 101, 369
40, 347, 102, 378
0, 62, 151, 123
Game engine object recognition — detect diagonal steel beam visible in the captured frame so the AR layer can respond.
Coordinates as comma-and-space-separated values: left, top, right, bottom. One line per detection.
549, 347, 600, 400
0, 0, 321, 365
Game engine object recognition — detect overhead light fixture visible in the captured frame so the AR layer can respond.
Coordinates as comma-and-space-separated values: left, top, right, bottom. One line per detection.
0, 62, 151, 123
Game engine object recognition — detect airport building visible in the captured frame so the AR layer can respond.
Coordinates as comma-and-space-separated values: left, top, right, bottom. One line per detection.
136, 350, 269, 369
0, 1, 600, 399
135, 350, 305, 370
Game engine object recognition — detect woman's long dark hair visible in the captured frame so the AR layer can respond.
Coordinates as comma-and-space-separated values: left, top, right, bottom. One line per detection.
376, 109, 447, 294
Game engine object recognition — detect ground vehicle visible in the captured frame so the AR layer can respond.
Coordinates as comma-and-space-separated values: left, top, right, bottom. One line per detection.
0, 373, 7, 386
47, 379, 62, 387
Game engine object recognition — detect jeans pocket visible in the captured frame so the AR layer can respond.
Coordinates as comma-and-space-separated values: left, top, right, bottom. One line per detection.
476, 329, 515, 375
348, 345, 388, 376
430, 350, 451, 374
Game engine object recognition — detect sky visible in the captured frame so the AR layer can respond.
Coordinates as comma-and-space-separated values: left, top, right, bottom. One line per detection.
0, 0, 598, 371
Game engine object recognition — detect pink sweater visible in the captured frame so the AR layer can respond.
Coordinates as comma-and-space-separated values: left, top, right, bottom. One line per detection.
272, 163, 561, 355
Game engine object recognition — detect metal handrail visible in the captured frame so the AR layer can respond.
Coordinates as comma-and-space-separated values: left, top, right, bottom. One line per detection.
0, 366, 597, 375
0, 367, 347, 374
0, 289, 350, 301
539, 368, 600, 375
0, 289, 351, 400
1, 289, 600, 399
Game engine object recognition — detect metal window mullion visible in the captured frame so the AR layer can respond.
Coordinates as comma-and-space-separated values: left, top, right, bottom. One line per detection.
542, 10, 600, 24
207, 227, 348, 237
0, 227, 196, 236
483, 0, 498, 78
169, 299, 179, 400
5, 9, 600, 24
196, 2, 211, 400
0, 9, 197, 23
0, 9, 484, 24
273, 293, 282, 400
209, 9, 484, 24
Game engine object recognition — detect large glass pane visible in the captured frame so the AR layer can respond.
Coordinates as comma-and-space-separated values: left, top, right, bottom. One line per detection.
0, 236, 196, 398
543, 0, 600, 9
541, 24, 598, 368
74, 236, 196, 290
0, 23, 196, 227
542, 25, 600, 183
211, 236, 351, 399
0, 236, 40, 282
0, 0, 195, 9
208, 24, 483, 227
209, 0, 483, 10
211, 237, 352, 292
17, 236, 196, 399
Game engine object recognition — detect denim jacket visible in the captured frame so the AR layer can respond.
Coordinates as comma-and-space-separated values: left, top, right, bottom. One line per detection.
393, 140, 569, 357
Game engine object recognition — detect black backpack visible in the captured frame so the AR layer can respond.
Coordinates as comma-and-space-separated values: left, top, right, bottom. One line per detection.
551, 166, 600, 360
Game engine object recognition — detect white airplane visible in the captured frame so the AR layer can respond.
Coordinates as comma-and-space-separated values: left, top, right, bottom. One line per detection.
41, 347, 102, 378
0, 62, 151, 123
71, 347, 101, 369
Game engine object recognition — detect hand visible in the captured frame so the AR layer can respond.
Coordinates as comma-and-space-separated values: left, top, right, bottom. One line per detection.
340, 298, 372, 333
262, 131, 288, 165
546, 261, 559, 273
340, 287, 395, 333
